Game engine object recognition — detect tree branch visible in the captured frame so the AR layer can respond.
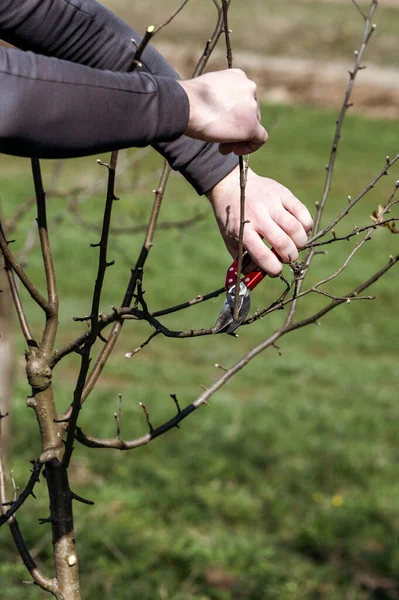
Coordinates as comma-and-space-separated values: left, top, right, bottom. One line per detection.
31, 159, 59, 354
0, 460, 43, 527
0, 415, 57, 595
76, 253, 397, 451
221, 0, 248, 321
0, 220, 48, 311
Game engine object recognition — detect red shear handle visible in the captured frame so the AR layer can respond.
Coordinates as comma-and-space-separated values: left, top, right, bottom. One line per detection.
225, 259, 266, 291
225, 260, 240, 288
242, 269, 266, 291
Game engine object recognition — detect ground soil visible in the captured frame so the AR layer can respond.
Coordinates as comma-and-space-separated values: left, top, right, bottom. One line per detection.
157, 41, 399, 119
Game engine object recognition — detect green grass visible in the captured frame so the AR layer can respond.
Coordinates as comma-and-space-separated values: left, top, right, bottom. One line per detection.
1, 103, 399, 600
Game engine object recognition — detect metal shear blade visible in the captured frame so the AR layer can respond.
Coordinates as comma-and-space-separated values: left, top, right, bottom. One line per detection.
213, 252, 267, 335
213, 281, 251, 334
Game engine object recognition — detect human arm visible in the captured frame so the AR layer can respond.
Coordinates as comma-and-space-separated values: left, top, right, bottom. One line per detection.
0, 0, 240, 193
0, 0, 312, 273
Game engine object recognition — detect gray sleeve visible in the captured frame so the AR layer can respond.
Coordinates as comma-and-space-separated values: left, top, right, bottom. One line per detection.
0, 0, 238, 193
0, 46, 189, 159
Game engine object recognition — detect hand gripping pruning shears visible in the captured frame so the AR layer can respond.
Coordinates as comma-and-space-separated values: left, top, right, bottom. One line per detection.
213, 252, 266, 334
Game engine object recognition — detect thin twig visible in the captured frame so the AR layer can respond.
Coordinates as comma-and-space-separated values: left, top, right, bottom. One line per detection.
153, 0, 191, 35
312, 1, 378, 237
4, 195, 36, 235
71, 210, 206, 236
221, 0, 248, 320
352, 0, 368, 20
0, 220, 48, 311
77, 3, 228, 404
114, 394, 123, 440
0, 460, 43, 527
1, 223, 35, 345
283, 0, 379, 327
74, 252, 399, 453
31, 159, 59, 353
308, 217, 399, 249
152, 286, 226, 317
0, 416, 56, 594
125, 330, 160, 358
308, 154, 399, 245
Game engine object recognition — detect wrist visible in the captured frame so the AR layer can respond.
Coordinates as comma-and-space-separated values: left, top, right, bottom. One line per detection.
177, 79, 199, 138
206, 165, 253, 204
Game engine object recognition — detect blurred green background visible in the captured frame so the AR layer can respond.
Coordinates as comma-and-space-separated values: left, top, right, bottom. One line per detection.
1, 1, 399, 599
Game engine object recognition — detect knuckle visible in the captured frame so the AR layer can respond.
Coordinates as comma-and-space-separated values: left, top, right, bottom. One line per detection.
250, 82, 258, 96
284, 219, 301, 238
247, 245, 265, 264
272, 232, 287, 250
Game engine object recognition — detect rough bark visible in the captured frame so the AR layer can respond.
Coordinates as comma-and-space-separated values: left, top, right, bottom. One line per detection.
0, 259, 14, 463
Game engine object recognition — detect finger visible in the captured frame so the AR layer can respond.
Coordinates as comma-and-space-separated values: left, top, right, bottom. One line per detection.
242, 258, 258, 275
242, 229, 283, 277
249, 123, 268, 148
224, 239, 265, 275
256, 219, 299, 264
219, 128, 268, 156
233, 141, 265, 155
281, 194, 314, 234
219, 142, 234, 155
275, 209, 308, 249
219, 139, 265, 156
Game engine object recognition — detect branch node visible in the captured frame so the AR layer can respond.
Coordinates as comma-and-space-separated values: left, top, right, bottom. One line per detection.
96, 159, 110, 169
26, 396, 36, 409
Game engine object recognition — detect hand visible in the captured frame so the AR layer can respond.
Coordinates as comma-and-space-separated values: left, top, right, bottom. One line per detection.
178, 69, 267, 155
207, 166, 314, 276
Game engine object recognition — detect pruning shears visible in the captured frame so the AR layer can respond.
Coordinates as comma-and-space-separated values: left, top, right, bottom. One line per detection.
213, 252, 267, 334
